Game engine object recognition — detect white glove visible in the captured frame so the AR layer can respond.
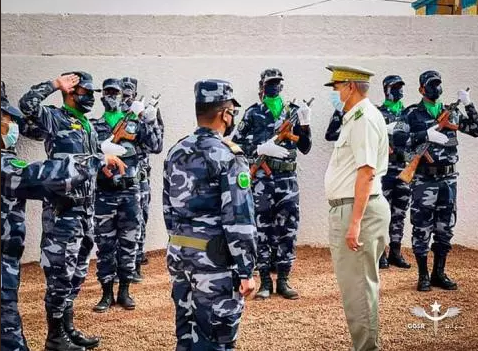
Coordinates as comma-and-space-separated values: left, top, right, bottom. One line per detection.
101, 135, 127, 156
296, 101, 311, 126
143, 105, 157, 123
130, 100, 145, 116
457, 89, 471, 106
256, 137, 289, 159
427, 125, 449, 145
386, 122, 397, 135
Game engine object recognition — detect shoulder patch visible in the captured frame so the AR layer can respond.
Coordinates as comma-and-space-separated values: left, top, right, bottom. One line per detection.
10, 158, 29, 169
237, 171, 251, 189
353, 107, 364, 120
222, 139, 244, 155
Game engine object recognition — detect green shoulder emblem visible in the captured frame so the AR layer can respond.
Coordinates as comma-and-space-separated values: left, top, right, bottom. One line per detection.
353, 107, 364, 120
237, 171, 251, 189
10, 159, 29, 169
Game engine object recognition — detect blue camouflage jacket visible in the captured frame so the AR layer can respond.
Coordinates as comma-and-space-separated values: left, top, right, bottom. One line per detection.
402, 100, 478, 167
232, 102, 312, 163
92, 111, 163, 181
1, 150, 91, 300
163, 127, 257, 279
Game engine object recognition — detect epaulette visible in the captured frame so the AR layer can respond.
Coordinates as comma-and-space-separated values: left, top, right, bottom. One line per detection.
403, 104, 418, 116
222, 139, 244, 155
245, 102, 260, 113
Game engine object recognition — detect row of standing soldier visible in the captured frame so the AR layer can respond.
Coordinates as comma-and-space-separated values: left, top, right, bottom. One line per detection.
1, 73, 164, 351
326, 70, 478, 292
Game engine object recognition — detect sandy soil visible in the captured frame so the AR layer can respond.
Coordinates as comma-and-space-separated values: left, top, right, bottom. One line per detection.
19, 245, 478, 351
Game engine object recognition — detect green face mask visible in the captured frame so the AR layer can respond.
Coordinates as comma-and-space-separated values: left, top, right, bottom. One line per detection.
383, 99, 403, 116
263, 95, 284, 121
63, 104, 91, 134
104, 110, 125, 129
423, 99, 443, 119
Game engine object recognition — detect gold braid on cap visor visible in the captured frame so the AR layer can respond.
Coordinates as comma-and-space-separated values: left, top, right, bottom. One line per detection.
331, 70, 371, 83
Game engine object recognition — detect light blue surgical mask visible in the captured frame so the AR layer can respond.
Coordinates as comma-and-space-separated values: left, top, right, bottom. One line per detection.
329, 91, 345, 113
2, 122, 19, 149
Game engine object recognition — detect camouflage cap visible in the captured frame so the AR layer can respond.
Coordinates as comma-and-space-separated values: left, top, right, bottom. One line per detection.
194, 79, 240, 107
260, 68, 284, 85
1, 84, 23, 122
419, 70, 441, 87
102, 78, 122, 91
62, 71, 101, 92
383, 75, 405, 88
121, 77, 138, 94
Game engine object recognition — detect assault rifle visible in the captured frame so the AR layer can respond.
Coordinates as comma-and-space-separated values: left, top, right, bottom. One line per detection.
250, 98, 314, 178
398, 91, 466, 183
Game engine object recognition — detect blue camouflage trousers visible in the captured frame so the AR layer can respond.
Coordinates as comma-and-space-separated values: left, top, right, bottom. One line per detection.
2, 256, 29, 351
94, 185, 141, 284
381, 168, 411, 244
41, 201, 95, 317
253, 171, 299, 271
169, 267, 243, 351
136, 176, 151, 265
411, 174, 457, 257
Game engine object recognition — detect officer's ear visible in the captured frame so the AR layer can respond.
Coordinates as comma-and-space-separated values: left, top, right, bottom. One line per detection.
418, 86, 425, 95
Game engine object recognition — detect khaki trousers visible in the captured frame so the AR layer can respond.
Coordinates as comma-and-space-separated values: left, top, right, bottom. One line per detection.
329, 195, 390, 351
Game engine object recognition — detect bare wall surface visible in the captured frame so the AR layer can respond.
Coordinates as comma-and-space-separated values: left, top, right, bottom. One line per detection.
2, 14, 478, 262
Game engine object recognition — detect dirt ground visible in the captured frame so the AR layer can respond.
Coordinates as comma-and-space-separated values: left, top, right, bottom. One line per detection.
19, 245, 478, 351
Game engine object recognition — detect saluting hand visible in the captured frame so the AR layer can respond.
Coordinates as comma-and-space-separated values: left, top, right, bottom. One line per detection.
53, 74, 80, 93
239, 278, 256, 297
345, 223, 364, 252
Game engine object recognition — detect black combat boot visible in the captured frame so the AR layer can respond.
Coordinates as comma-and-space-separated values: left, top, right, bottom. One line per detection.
255, 269, 273, 299
276, 266, 299, 300
45, 312, 85, 351
64, 302, 100, 349
131, 262, 144, 284
117, 281, 136, 310
387, 242, 411, 269
140, 254, 149, 265
430, 253, 458, 290
93, 281, 115, 313
379, 251, 389, 269
416, 255, 431, 292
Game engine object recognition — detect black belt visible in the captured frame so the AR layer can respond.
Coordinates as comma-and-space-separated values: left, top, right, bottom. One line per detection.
97, 177, 139, 191
416, 164, 456, 177
267, 159, 297, 173
328, 194, 379, 208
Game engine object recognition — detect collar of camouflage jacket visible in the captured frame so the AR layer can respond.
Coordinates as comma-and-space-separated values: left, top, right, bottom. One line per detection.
195, 126, 221, 138
63, 104, 91, 134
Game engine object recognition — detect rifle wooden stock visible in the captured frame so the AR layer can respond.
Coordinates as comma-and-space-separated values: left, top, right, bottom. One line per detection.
398, 97, 461, 183
250, 97, 314, 179
112, 121, 136, 144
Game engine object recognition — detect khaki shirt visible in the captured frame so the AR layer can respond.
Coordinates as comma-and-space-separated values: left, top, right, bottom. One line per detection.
324, 98, 388, 200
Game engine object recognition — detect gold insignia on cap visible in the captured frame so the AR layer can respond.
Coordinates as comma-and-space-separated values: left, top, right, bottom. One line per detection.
324, 64, 375, 86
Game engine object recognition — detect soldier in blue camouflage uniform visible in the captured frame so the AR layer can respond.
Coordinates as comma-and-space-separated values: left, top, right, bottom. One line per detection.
121, 77, 165, 281
1, 81, 99, 351
403, 70, 478, 291
92, 78, 163, 312
164, 79, 256, 351
377, 75, 412, 269
19, 72, 126, 351
232, 69, 312, 300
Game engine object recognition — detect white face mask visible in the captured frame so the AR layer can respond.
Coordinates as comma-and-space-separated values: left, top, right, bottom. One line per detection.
2, 122, 19, 149
329, 91, 345, 112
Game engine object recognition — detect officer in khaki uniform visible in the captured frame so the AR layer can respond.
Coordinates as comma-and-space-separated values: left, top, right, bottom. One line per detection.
324, 65, 391, 351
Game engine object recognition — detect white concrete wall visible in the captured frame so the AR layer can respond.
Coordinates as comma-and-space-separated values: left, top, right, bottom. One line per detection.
2, 14, 478, 263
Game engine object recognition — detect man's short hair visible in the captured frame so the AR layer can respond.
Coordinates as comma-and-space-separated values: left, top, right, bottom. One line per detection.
195, 100, 231, 117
